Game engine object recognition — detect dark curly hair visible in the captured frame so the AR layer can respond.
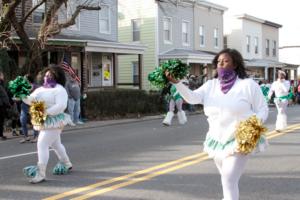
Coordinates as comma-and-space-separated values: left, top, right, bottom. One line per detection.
212, 48, 248, 79
41, 65, 66, 86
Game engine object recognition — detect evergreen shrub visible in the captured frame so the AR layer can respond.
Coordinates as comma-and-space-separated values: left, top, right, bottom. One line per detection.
84, 89, 164, 120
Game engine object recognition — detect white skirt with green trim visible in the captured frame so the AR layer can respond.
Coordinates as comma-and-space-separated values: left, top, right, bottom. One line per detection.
33, 113, 74, 131
203, 135, 268, 158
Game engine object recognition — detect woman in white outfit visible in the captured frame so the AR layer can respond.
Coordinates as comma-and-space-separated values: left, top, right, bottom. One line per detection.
23, 66, 73, 183
268, 70, 290, 131
162, 84, 187, 126
166, 48, 269, 200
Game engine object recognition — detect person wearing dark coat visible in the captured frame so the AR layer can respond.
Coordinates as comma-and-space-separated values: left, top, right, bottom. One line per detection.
0, 71, 10, 140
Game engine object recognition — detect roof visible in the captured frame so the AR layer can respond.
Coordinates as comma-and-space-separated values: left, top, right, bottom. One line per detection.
50, 34, 146, 54
197, 0, 228, 11
12, 34, 146, 55
52, 34, 113, 42
236, 14, 282, 28
245, 59, 286, 67
159, 49, 216, 64
282, 62, 299, 69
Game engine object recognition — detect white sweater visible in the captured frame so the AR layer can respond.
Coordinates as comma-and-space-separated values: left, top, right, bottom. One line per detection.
268, 79, 290, 99
23, 84, 68, 116
175, 78, 269, 144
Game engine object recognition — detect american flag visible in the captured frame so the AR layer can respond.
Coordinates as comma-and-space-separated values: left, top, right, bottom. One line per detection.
60, 61, 81, 84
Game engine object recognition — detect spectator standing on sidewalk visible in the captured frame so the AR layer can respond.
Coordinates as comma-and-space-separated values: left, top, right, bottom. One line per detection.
160, 82, 171, 112
19, 74, 39, 143
7, 91, 22, 137
296, 82, 300, 104
65, 73, 83, 125
0, 71, 10, 140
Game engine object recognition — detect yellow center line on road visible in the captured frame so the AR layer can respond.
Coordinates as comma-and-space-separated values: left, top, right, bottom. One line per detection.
43, 152, 207, 200
267, 124, 300, 139
44, 123, 300, 200
265, 123, 300, 136
71, 155, 210, 200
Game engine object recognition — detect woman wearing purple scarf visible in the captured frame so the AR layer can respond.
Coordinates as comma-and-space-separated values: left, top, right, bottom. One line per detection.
22, 66, 73, 183
166, 48, 269, 200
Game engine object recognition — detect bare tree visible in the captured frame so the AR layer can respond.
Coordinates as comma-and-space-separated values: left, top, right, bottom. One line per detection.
0, 0, 100, 75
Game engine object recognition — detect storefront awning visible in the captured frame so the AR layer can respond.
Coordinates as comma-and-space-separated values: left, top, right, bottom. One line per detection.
159, 49, 216, 64
245, 59, 286, 68
12, 34, 146, 55
282, 62, 299, 70
85, 40, 146, 54
49, 34, 146, 55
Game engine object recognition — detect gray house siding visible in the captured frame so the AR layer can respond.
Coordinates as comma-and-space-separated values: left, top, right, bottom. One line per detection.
158, 2, 194, 54
60, 0, 118, 41
261, 25, 279, 61
194, 6, 224, 53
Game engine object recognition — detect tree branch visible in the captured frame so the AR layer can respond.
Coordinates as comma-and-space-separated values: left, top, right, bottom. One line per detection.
58, 5, 101, 29
9, 12, 32, 50
2, 0, 22, 21
21, 0, 47, 25
37, 2, 100, 47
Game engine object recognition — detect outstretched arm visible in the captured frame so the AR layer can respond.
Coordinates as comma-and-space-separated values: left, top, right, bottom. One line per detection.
165, 71, 206, 105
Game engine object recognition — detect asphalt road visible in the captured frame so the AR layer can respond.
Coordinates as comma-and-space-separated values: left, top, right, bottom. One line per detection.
0, 105, 299, 200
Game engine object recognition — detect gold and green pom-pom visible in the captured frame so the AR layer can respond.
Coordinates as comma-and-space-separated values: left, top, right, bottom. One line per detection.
148, 59, 190, 89
29, 101, 47, 126
8, 76, 32, 99
235, 115, 267, 154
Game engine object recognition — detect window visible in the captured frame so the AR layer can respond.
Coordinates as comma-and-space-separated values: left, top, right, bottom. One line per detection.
67, 2, 80, 30
182, 21, 189, 45
163, 17, 172, 43
199, 25, 205, 47
246, 35, 251, 53
224, 36, 228, 48
254, 37, 259, 54
214, 28, 219, 48
272, 40, 277, 56
132, 62, 139, 85
265, 39, 270, 56
99, 4, 110, 33
132, 19, 141, 41
32, 0, 45, 24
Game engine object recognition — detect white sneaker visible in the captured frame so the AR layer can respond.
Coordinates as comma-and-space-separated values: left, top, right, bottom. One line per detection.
29, 164, 46, 184
64, 161, 73, 171
162, 111, 174, 126
76, 121, 84, 125
30, 172, 45, 184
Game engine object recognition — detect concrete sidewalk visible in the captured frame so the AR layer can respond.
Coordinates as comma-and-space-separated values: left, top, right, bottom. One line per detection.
63, 110, 203, 132
63, 114, 165, 132
3, 111, 203, 140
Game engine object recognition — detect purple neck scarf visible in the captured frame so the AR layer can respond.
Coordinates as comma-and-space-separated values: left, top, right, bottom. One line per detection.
43, 77, 57, 88
217, 68, 237, 94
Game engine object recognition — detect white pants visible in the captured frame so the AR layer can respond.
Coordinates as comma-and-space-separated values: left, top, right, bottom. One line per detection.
214, 153, 249, 200
37, 129, 70, 166
169, 98, 183, 112
274, 98, 288, 130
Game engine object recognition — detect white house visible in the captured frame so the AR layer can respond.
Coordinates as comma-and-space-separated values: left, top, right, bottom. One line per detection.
225, 14, 284, 82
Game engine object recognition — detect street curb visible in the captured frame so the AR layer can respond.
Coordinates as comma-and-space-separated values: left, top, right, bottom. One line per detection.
3, 111, 203, 139
63, 111, 203, 132
63, 115, 165, 132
